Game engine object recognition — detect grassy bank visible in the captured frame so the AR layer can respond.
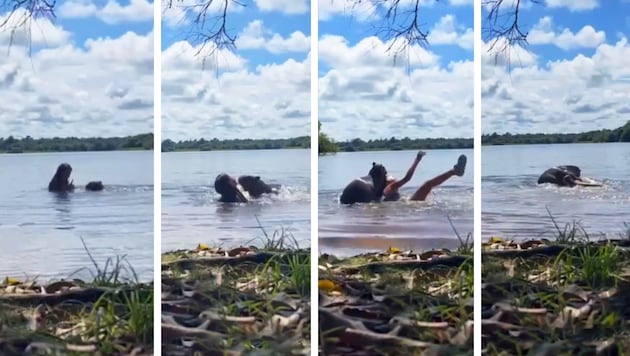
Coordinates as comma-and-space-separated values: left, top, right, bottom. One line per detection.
0, 239, 153, 355
318, 229, 474, 355
161, 231, 311, 355
482, 214, 630, 354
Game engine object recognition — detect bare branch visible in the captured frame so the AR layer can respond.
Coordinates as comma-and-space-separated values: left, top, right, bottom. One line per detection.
0, 0, 56, 55
482, 0, 542, 67
165, 0, 245, 61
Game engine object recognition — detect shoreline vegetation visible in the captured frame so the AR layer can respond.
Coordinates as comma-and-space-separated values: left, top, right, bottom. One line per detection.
482, 120, 630, 146
319, 220, 474, 354
482, 211, 630, 354
161, 229, 311, 354
0, 238, 153, 355
0, 134, 154, 154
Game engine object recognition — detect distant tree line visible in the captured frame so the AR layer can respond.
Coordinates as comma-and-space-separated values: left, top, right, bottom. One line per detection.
337, 137, 473, 152
0, 133, 154, 153
482, 121, 630, 146
161, 136, 310, 152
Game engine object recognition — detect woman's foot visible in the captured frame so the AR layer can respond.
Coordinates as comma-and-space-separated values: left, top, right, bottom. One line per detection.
453, 154, 467, 176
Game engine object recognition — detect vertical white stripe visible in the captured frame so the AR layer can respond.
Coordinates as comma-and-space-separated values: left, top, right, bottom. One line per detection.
473, 0, 482, 353
153, 0, 162, 353
310, 0, 319, 354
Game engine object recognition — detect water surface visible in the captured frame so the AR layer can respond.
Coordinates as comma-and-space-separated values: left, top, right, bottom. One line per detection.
162, 149, 311, 252
0, 151, 153, 281
483, 143, 630, 240
319, 149, 474, 256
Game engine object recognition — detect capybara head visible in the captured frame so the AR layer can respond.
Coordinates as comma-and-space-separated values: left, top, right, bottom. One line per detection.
85, 181, 104, 191
238, 175, 271, 197
562, 175, 576, 187
214, 173, 247, 202
55, 163, 72, 181
369, 162, 388, 195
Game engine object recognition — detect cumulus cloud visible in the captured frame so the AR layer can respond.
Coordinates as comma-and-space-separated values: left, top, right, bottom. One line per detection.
254, 0, 308, 14
0, 9, 72, 47
545, 0, 598, 11
59, 0, 153, 24
528, 17, 605, 50
428, 14, 473, 49
162, 41, 310, 140
237, 20, 310, 53
0, 22, 153, 138
319, 35, 472, 140
482, 37, 630, 134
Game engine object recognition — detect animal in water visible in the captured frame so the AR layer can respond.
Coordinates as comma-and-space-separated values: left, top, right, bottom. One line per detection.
237, 175, 281, 198
214, 173, 248, 203
85, 181, 104, 191
339, 162, 388, 205
48, 163, 75, 193
537, 165, 583, 187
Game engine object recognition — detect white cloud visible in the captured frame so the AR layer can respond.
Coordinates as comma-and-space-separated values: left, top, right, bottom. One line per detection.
428, 14, 473, 49
59, 0, 153, 24
482, 37, 630, 135
237, 20, 310, 53
545, 0, 598, 11
0, 23, 153, 138
162, 42, 310, 140
0, 9, 72, 47
319, 34, 472, 140
254, 0, 308, 15
528, 17, 605, 50
320, 35, 439, 69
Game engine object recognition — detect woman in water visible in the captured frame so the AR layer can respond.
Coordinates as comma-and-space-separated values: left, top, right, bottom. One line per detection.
382, 151, 467, 201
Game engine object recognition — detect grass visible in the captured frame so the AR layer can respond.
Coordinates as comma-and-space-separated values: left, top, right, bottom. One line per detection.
0, 237, 153, 355
161, 222, 311, 354
482, 212, 630, 355
318, 224, 474, 355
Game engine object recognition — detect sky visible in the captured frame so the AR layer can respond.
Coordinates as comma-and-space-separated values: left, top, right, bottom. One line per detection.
161, 0, 310, 141
0, 0, 154, 139
482, 0, 630, 135
319, 0, 474, 141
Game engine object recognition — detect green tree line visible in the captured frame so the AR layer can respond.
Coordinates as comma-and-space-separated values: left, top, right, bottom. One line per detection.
0, 133, 154, 153
482, 121, 630, 146
161, 136, 310, 152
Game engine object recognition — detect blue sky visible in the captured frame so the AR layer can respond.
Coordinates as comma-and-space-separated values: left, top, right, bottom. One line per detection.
161, 0, 310, 141
0, 0, 154, 138
318, 0, 474, 141
482, 0, 630, 134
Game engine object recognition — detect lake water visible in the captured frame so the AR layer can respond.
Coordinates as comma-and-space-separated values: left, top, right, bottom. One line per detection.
483, 143, 630, 240
161, 149, 311, 252
0, 151, 154, 281
319, 149, 474, 256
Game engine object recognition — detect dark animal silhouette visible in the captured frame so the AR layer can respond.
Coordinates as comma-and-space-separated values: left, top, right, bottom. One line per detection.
85, 181, 104, 191
238, 175, 280, 198
48, 163, 75, 193
214, 173, 248, 203
339, 162, 388, 205
537, 165, 581, 187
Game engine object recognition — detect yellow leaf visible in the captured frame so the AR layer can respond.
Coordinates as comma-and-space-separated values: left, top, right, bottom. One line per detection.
318, 279, 341, 293
388, 246, 401, 254
196, 243, 210, 251
489, 236, 504, 244
4, 277, 20, 285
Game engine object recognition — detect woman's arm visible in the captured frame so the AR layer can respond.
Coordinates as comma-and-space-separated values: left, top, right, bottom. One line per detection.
386, 151, 425, 191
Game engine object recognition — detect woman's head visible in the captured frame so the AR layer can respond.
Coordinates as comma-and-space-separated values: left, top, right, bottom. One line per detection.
55, 163, 72, 181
